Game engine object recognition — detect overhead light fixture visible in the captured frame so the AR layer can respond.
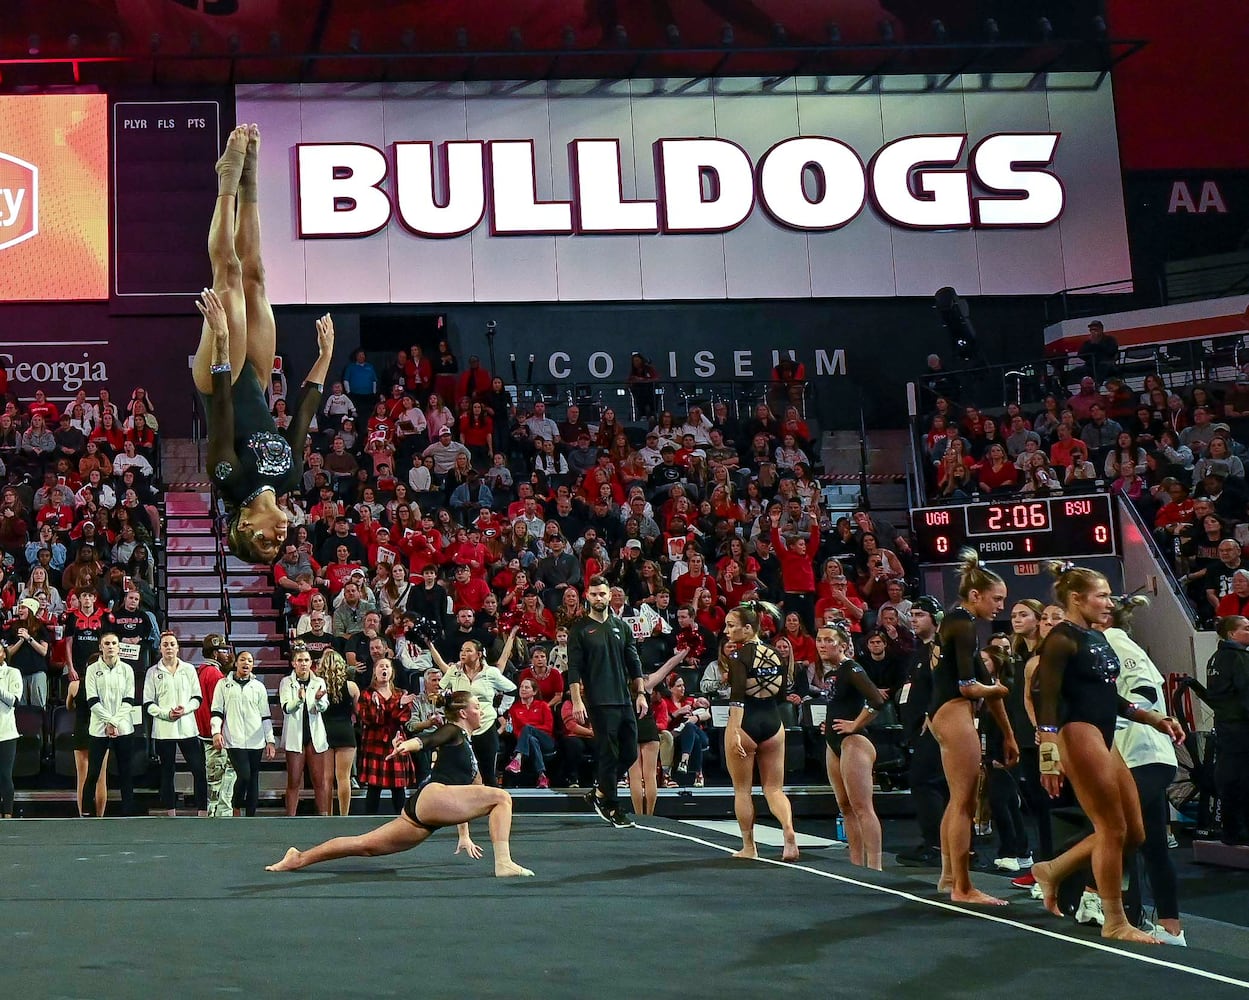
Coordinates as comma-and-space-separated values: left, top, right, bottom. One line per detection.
613, 24, 629, 47
931, 20, 947, 44
1038, 17, 1054, 42
984, 18, 1000, 42
1092, 16, 1108, 41
935, 287, 979, 362
771, 23, 788, 46
665, 24, 681, 47
879, 20, 895, 44
721, 24, 735, 47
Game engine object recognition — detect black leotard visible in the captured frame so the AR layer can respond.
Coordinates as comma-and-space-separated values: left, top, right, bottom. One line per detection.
725, 640, 786, 744
402, 723, 479, 830
1036, 621, 1127, 748
824, 658, 887, 756
929, 606, 982, 716
204, 363, 322, 511
322, 681, 356, 748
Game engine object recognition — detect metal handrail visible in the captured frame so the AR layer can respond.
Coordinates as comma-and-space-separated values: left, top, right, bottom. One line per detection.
1117, 493, 1201, 630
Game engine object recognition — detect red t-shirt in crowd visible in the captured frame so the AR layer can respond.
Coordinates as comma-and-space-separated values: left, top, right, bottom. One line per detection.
518, 666, 565, 705
195, 662, 224, 738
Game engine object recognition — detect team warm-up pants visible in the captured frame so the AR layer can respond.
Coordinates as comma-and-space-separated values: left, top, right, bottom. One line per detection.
588, 705, 638, 809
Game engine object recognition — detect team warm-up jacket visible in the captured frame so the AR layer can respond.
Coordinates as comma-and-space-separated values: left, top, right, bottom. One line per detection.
143, 659, 204, 741
566, 615, 643, 708
85, 657, 139, 738
0, 665, 22, 741
278, 672, 330, 753
210, 673, 275, 749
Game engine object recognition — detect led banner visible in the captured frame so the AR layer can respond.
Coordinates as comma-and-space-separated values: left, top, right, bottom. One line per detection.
0, 95, 108, 302
237, 75, 1130, 304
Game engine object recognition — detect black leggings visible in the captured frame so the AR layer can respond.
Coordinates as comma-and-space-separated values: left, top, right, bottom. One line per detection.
472, 727, 500, 789
1016, 746, 1055, 861
365, 786, 406, 814
987, 765, 1030, 858
227, 747, 263, 816
1127, 762, 1180, 921
0, 739, 15, 815
155, 737, 208, 811
84, 735, 135, 817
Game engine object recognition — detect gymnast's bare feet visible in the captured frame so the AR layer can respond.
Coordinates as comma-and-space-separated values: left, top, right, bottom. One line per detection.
265, 847, 304, 872
733, 833, 758, 860
782, 835, 800, 862
951, 887, 1009, 906
495, 859, 535, 878
216, 125, 249, 196
1103, 922, 1160, 945
240, 123, 260, 202
1030, 860, 1063, 917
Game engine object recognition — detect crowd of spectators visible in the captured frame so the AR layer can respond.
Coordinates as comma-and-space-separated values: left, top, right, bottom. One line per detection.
0, 381, 163, 711
920, 319, 1249, 628
267, 341, 923, 788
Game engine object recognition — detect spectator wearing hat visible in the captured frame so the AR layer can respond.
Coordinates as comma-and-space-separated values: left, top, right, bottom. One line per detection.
316, 515, 366, 566
1072, 319, 1119, 384
422, 427, 470, 485
6, 597, 51, 708
450, 469, 494, 526
1197, 460, 1246, 522
566, 433, 600, 478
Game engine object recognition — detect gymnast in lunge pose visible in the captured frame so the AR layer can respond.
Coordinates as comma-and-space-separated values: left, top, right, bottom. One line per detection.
1030, 564, 1183, 943
193, 123, 333, 563
266, 691, 534, 878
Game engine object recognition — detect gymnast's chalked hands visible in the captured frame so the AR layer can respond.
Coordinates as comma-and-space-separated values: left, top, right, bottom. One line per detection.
196, 288, 229, 360
316, 314, 335, 359
456, 836, 483, 860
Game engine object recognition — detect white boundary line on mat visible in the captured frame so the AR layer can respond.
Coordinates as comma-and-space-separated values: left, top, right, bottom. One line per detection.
636, 823, 1249, 991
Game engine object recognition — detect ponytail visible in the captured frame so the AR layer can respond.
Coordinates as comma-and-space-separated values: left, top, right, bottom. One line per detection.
955, 548, 1003, 601
1043, 560, 1108, 609
731, 600, 782, 635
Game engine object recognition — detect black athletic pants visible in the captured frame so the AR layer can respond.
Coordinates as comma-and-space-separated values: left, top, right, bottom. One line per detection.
1016, 747, 1055, 861
1216, 726, 1249, 841
472, 727, 500, 788
588, 705, 638, 809
228, 747, 263, 816
84, 735, 135, 817
155, 737, 208, 811
987, 764, 1030, 859
0, 739, 14, 815
1126, 762, 1180, 921
907, 733, 947, 850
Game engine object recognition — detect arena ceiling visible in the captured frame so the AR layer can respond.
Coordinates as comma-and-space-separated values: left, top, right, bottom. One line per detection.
0, 1, 1134, 88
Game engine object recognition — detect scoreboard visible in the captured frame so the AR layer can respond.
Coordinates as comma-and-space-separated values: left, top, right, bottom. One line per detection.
911, 495, 1117, 564
111, 99, 222, 312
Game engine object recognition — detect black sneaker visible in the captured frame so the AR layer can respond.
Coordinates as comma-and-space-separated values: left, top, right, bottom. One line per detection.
608, 807, 636, 829
587, 791, 613, 824
895, 845, 941, 868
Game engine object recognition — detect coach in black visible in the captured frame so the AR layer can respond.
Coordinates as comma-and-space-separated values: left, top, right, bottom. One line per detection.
568, 575, 646, 829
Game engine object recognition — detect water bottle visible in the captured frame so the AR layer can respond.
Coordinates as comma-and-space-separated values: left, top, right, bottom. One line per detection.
835, 815, 845, 841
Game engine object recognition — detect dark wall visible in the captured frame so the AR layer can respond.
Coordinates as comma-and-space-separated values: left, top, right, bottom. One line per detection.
276, 295, 1057, 432
1, 293, 1057, 438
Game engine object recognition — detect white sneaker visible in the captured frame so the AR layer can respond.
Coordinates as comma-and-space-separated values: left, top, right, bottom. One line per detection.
1166, 832, 1179, 849
1152, 925, 1187, 947
1030, 882, 1045, 900
1074, 891, 1105, 927
993, 857, 1021, 872
1016, 854, 1034, 868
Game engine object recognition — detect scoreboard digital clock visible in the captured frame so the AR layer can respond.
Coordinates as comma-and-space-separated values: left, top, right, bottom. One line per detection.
911, 495, 1116, 563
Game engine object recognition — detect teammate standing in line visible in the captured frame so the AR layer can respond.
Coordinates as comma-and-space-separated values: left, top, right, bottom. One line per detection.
929, 551, 1016, 905
721, 602, 800, 861
1031, 564, 1183, 943
568, 577, 646, 829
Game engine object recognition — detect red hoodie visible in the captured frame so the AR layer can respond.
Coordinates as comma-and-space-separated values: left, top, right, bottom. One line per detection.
772, 523, 819, 594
